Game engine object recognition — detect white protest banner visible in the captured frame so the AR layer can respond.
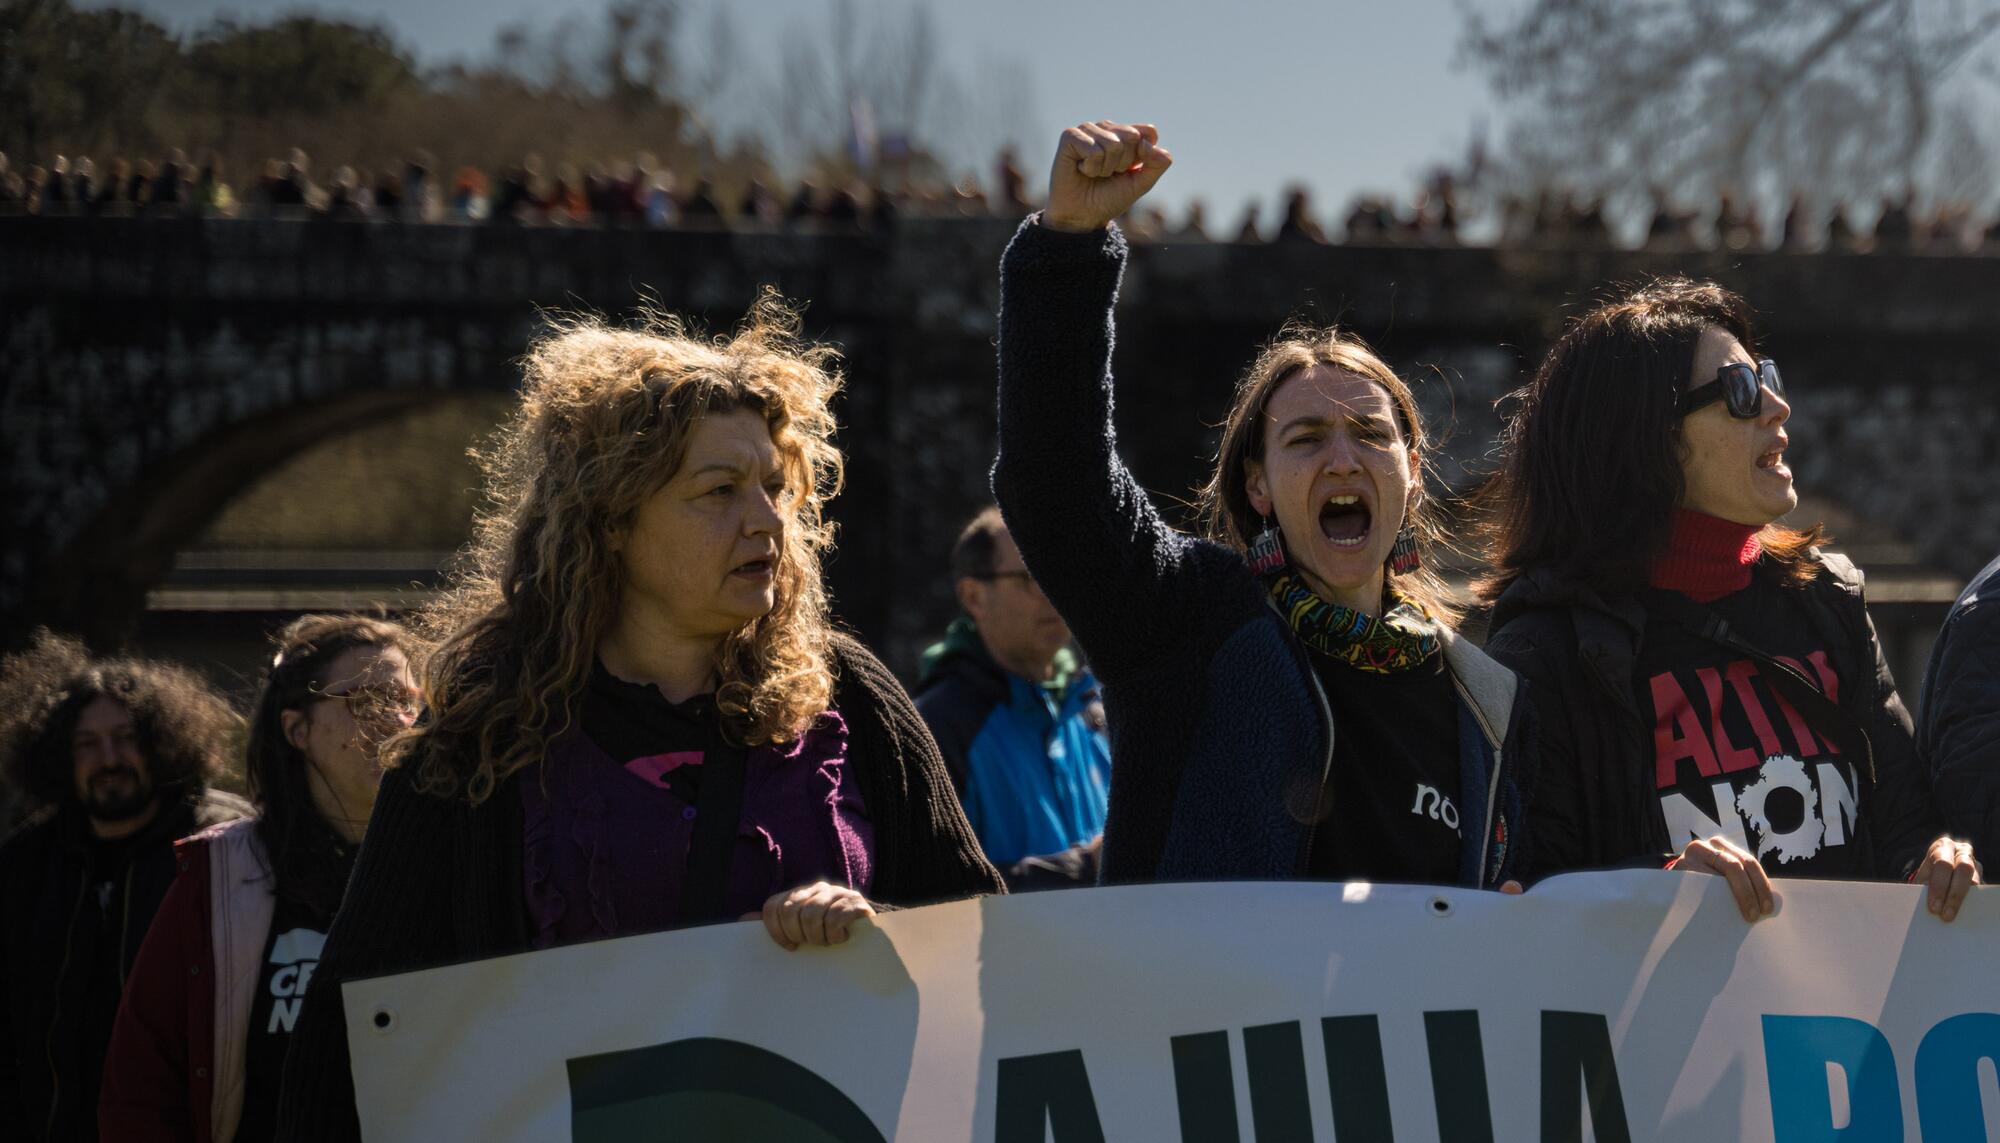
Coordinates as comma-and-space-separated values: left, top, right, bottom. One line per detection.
345, 871, 1999, 1142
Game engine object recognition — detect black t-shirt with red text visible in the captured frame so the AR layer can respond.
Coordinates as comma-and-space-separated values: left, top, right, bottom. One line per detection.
1636, 583, 1867, 877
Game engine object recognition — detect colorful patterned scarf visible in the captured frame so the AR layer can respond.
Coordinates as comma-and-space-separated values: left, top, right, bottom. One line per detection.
1267, 570, 1442, 674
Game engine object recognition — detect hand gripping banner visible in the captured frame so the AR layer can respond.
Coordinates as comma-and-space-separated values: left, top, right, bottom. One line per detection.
344, 872, 1998, 1141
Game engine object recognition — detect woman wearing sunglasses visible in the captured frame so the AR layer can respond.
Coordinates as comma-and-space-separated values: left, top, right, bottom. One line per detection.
1479, 277, 1978, 923
100, 614, 417, 1142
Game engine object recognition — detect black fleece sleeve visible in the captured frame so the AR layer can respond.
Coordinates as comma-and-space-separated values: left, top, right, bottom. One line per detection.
1919, 597, 2000, 861
835, 637, 1005, 906
913, 680, 980, 799
992, 217, 1218, 682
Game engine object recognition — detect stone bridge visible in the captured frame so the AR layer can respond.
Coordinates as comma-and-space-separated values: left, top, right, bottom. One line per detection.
4, 216, 1997, 679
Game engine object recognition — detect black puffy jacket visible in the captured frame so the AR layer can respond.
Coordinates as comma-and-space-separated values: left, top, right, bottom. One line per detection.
1917, 551, 2000, 859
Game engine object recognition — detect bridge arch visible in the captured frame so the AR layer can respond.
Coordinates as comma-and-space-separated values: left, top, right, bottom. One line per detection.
39, 386, 480, 646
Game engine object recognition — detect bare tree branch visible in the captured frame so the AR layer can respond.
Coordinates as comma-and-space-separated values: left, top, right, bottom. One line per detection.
1458, 0, 2000, 216
1718, 0, 1896, 177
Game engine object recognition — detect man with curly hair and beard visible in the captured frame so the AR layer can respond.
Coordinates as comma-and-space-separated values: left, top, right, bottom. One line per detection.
0, 631, 249, 1142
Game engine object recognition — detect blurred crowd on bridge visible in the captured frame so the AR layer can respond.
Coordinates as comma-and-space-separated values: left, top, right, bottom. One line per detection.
7, 145, 2000, 255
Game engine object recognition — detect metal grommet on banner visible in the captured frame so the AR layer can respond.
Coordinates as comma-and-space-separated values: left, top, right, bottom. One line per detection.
1427, 895, 1454, 918
371, 1005, 396, 1035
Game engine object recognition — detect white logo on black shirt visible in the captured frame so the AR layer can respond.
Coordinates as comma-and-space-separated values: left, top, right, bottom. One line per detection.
1410, 783, 1461, 836
1662, 753, 1861, 864
266, 927, 326, 1034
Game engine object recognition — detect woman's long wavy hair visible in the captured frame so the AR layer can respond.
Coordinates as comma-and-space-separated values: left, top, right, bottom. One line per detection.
395, 290, 845, 804
245, 614, 411, 913
1475, 276, 1822, 602
1194, 323, 1464, 626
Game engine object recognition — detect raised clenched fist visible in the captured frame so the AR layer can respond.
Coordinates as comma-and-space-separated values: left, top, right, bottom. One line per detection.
1041, 120, 1173, 234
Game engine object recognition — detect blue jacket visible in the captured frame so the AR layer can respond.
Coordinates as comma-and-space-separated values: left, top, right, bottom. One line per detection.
915, 620, 1111, 867
1918, 551, 2000, 859
992, 217, 1531, 887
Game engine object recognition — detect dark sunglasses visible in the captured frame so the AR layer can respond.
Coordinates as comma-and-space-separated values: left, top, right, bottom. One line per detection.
1679, 358, 1784, 419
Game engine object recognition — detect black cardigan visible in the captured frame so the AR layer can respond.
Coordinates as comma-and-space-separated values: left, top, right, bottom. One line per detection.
275, 633, 1002, 1140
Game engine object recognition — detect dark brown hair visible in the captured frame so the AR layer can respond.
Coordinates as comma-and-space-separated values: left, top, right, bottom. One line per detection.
1476, 276, 1822, 601
0, 629, 239, 825
244, 614, 412, 913
949, 506, 1009, 583
1194, 323, 1463, 624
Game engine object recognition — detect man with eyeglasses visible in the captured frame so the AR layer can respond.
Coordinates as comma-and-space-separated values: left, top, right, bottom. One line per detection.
1478, 276, 1978, 924
915, 507, 1111, 888
0, 633, 248, 1142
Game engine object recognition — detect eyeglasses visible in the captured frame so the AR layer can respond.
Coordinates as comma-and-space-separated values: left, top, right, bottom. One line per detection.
314, 684, 421, 724
976, 570, 1037, 586
1679, 358, 1784, 419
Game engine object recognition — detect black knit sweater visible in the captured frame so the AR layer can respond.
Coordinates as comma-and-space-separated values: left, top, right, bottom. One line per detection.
275, 633, 1002, 1140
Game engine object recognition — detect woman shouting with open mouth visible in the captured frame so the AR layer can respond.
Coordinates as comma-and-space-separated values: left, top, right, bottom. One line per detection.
994, 121, 1536, 889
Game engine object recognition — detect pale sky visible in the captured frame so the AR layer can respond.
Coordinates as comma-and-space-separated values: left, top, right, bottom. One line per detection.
93, 0, 1498, 221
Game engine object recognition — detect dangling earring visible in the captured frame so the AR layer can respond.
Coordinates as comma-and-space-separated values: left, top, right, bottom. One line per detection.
1388, 526, 1421, 575
1247, 516, 1287, 575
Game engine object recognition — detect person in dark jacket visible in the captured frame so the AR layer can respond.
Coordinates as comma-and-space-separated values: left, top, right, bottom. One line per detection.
0, 631, 249, 1143
1918, 552, 2000, 859
995, 120, 1531, 891
276, 295, 1002, 1141
915, 507, 1110, 885
102, 614, 416, 1143
1478, 276, 1978, 922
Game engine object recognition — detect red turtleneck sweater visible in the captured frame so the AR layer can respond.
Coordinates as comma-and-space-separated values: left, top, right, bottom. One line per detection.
1650, 508, 1762, 603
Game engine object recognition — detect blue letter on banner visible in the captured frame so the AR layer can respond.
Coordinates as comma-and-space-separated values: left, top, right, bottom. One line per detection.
1762, 1015, 1901, 1142
1915, 1012, 2000, 1141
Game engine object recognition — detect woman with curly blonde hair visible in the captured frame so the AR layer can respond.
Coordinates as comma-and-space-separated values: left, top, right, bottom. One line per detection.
277, 293, 1002, 1140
